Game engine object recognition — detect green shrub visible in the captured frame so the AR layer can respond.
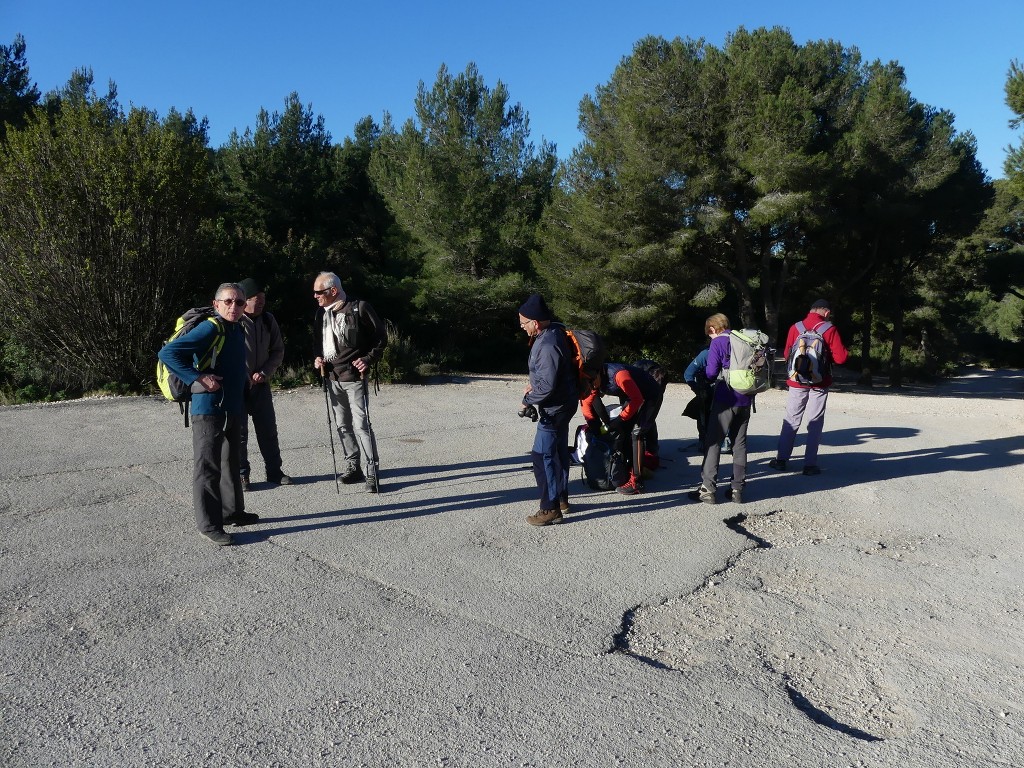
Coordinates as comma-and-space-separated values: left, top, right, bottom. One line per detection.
378, 320, 421, 383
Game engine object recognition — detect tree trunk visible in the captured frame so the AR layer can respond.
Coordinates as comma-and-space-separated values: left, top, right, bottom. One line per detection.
889, 296, 904, 388
857, 296, 874, 388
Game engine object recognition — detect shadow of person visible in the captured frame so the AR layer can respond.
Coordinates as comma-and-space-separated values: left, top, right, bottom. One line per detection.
749, 430, 1024, 500
232, 483, 540, 544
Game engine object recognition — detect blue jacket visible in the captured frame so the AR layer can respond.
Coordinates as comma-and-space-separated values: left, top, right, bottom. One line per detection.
706, 333, 753, 408
158, 317, 247, 417
684, 348, 710, 388
524, 325, 578, 417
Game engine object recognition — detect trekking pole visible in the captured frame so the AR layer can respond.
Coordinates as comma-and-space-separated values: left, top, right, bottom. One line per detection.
320, 365, 341, 494
361, 365, 380, 494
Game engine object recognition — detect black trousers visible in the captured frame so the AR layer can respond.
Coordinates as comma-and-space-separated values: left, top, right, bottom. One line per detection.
192, 414, 245, 532
240, 383, 283, 479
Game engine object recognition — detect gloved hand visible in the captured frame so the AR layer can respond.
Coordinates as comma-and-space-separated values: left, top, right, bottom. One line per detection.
606, 416, 628, 435
518, 404, 539, 422
586, 418, 602, 435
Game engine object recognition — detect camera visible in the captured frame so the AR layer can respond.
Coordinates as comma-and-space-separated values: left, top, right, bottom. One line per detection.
518, 404, 539, 422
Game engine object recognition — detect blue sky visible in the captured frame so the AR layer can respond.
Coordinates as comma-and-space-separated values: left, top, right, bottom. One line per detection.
6, 1, 1022, 179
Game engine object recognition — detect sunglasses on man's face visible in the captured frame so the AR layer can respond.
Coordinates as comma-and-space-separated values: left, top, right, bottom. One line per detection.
217, 298, 245, 306
313, 288, 333, 296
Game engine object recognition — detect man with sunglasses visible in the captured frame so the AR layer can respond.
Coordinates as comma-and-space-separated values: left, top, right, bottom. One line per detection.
313, 272, 388, 492
158, 282, 258, 545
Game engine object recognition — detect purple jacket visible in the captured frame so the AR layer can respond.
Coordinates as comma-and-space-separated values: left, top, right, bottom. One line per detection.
705, 333, 753, 407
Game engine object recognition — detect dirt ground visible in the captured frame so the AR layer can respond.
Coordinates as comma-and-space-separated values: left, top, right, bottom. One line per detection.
1, 368, 1021, 766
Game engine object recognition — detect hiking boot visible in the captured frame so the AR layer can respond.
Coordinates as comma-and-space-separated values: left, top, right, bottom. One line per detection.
201, 529, 233, 546
240, 475, 251, 492
527, 509, 563, 526
223, 511, 260, 527
725, 488, 744, 504
686, 485, 717, 504
559, 500, 571, 514
366, 476, 379, 493
341, 468, 365, 484
269, 474, 293, 486
802, 465, 821, 476
768, 458, 788, 471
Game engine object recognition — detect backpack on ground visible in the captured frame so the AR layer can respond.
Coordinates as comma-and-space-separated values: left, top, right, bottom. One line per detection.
724, 329, 774, 396
582, 429, 629, 491
786, 320, 833, 385
554, 324, 607, 394
156, 307, 226, 427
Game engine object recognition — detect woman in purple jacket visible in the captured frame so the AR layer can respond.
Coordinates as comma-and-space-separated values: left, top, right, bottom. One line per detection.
689, 313, 751, 505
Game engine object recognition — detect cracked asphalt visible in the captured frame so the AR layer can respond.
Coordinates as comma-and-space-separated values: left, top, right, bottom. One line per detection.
1, 370, 1022, 767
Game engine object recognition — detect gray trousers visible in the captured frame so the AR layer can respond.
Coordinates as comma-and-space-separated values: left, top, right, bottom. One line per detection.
776, 386, 829, 465
192, 414, 245, 533
240, 383, 283, 479
701, 402, 750, 492
327, 377, 379, 477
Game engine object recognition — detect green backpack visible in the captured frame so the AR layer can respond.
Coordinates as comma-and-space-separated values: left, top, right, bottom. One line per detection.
156, 307, 226, 426
724, 328, 774, 396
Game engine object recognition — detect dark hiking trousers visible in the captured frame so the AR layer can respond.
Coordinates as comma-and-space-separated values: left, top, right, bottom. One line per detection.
192, 414, 245, 532
240, 383, 283, 479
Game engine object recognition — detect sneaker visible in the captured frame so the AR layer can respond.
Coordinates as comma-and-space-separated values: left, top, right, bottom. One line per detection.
269, 474, 293, 486
615, 476, 643, 496
340, 468, 365, 485
768, 458, 788, 471
223, 511, 260, 527
527, 509, 563, 526
803, 465, 821, 476
240, 476, 251, 492
725, 488, 744, 504
366, 476, 379, 493
201, 529, 233, 546
686, 485, 717, 504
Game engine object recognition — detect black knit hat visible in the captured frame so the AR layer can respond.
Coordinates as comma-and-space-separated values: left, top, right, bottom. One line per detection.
239, 278, 265, 298
518, 293, 553, 322
810, 299, 831, 311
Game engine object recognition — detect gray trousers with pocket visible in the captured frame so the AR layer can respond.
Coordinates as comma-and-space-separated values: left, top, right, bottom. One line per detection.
776, 386, 829, 466
701, 402, 750, 492
327, 377, 379, 477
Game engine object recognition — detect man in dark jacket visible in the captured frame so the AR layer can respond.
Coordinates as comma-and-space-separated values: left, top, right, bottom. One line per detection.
158, 282, 259, 545
312, 271, 388, 493
518, 294, 578, 526
238, 278, 290, 490
768, 299, 848, 475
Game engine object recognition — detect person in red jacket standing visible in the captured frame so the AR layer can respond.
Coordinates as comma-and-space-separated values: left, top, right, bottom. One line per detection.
768, 299, 848, 476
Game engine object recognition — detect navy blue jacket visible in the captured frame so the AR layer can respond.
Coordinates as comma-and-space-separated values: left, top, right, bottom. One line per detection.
158, 318, 247, 417
524, 325, 578, 417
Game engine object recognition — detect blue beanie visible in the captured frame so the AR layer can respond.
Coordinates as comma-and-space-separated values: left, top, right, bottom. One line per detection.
518, 294, 553, 321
